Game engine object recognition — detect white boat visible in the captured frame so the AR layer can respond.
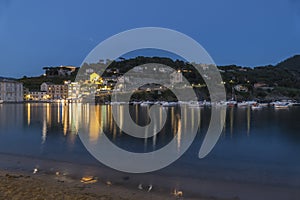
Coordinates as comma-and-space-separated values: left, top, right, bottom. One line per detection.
259, 103, 269, 107
140, 101, 153, 106
162, 102, 177, 107
226, 100, 237, 107
237, 101, 249, 107
246, 101, 257, 106
274, 103, 289, 109
213, 101, 227, 107
204, 101, 212, 107
188, 101, 203, 108
178, 101, 189, 105
271, 101, 287, 106
0, 100, 3, 104
288, 102, 300, 106
251, 104, 262, 110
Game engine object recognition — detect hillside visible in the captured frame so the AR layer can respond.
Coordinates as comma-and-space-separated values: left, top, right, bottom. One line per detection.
276, 55, 300, 71
17, 55, 300, 101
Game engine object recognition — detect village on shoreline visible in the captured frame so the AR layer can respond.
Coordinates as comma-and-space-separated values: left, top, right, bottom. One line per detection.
1, 56, 300, 109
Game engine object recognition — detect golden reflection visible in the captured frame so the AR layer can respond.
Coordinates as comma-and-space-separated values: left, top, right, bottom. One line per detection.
152, 108, 159, 150
153, 124, 157, 150
46, 103, 51, 127
27, 103, 31, 126
171, 107, 175, 134
247, 107, 251, 136
42, 117, 47, 144
108, 105, 113, 134
119, 105, 124, 136
57, 103, 60, 123
89, 105, 100, 143
191, 108, 195, 131
230, 107, 234, 137
144, 123, 149, 149
100, 105, 106, 130
135, 104, 139, 124
113, 119, 117, 141
184, 106, 187, 131
197, 108, 201, 132
71, 104, 79, 133
159, 107, 163, 130
220, 107, 226, 136
63, 104, 68, 135
177, 116, 182, 152
25, 103, 209, 151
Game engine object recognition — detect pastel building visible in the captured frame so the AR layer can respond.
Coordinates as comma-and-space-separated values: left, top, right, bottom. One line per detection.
41, 82, 68, 100
24, 91, 49, 101
0, 77, 24, 102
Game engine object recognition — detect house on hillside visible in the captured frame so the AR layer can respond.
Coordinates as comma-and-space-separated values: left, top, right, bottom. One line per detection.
43, 66, 77, 77
170, 70, 183, 85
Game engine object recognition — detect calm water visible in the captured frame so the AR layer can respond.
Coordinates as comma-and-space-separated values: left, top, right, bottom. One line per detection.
0, 103, 300, 199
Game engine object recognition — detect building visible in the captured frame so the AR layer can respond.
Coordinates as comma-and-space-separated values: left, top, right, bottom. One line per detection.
67, 82, 81, 100
43, 66, 77, 77
234, 84, 249, 92
90, 72, 103, 83
0, 77, 23, 102
40, 82, 68, 100
254, 82, 267, 88
170, 70, 183, 85
24, 91, 49, 101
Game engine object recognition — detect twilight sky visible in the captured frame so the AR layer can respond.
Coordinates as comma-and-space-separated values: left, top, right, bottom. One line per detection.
0, 0, 299, 78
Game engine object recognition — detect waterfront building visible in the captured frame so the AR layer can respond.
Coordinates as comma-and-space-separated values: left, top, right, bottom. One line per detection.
67, 82, 81, 100
24, 91, 49, 101
40, 82, 68, 100
0, 77, 23, 102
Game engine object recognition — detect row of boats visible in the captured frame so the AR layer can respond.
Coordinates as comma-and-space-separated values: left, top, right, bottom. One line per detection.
17, 99, 299, 110
110, 100, 300, 109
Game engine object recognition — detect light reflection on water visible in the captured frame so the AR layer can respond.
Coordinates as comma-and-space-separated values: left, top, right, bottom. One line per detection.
0, 103, 300, 191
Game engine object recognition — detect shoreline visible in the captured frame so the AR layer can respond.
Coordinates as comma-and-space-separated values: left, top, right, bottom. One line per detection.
0, 153, 226, 200
1, 152, 300, 200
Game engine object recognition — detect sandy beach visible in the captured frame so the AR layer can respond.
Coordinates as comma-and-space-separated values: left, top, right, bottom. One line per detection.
0, 169, 230, 200
0, 152, 243, 200
0, 152, 300, 200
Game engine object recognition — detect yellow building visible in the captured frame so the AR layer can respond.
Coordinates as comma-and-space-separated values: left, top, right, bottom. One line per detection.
89, 72, 103, 84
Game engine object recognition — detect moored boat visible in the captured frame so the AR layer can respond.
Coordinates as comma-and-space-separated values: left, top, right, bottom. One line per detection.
237, 101, 249, 107
188, 101, 204, 108
226, 100, 237, 107
251, 103, 263, 110
274, 103, 289, 109
259, 103, 269, 107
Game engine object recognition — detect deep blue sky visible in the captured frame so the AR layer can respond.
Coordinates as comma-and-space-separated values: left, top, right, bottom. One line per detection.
0, 0, 299, 78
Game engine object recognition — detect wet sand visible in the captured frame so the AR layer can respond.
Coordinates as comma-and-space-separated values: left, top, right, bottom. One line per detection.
0, 152, 300, 200
0, 170, 228, 200
0, 152, 241, 200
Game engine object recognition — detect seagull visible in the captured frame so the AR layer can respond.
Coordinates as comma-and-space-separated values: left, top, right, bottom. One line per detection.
147, 184, 153, 192
106, 181, 112, 186
33, 168, 38, 174
173, 189, 183, 197
138, 184, 143, 190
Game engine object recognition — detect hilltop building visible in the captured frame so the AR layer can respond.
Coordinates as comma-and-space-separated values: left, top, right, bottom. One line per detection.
170, 70, 183, 85
43, 66, 77, 77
